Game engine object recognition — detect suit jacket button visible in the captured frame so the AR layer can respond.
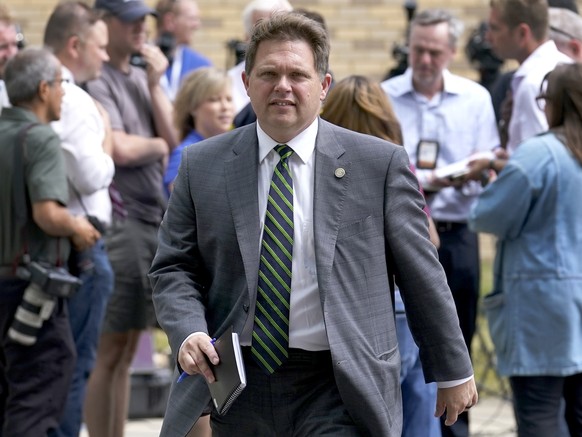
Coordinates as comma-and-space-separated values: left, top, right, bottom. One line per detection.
243, 303, 249, 312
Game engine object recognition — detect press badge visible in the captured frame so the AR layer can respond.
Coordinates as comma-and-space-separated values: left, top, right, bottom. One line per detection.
416, 140, 439, 169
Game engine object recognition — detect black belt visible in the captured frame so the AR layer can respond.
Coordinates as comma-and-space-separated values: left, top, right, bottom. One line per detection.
241, 347, 332, 368
434, 221, 467, 233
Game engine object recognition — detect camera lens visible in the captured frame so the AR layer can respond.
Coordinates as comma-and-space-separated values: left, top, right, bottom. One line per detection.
8, 283, 55, 346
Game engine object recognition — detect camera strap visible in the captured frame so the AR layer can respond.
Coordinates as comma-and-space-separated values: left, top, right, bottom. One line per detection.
10, 122, 66, 270
68, 177, 106, 235
68, 177, 90, 217
11, 122, 39, 269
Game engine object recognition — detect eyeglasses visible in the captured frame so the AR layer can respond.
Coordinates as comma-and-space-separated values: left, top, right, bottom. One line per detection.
48, 77, 69, 87
535, 93, 549, 111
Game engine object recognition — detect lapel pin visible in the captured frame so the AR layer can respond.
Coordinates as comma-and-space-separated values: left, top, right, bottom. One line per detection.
334, 168, 346, 178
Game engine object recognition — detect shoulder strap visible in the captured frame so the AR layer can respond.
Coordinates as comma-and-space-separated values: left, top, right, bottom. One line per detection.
12, 122, 39, 228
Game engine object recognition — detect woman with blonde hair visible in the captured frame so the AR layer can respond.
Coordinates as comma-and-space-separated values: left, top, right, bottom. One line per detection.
470, 62, 582, 436
164, 66, 234, 194
321, 75, 442, 437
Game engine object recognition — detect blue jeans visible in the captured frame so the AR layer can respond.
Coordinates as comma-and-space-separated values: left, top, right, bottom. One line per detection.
397, 311, 441, 437
50, 239, 114, 437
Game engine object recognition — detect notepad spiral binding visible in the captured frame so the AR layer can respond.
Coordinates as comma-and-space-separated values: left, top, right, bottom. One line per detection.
215, 383, 245, 415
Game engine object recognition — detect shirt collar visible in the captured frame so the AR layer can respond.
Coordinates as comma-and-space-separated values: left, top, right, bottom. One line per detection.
514, 40, 560, 79
257, 118, 319, 165
394, 68, 461, 98
61, 65, 75, 84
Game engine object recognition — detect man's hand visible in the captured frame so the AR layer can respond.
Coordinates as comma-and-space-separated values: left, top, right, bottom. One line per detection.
140, 44, 169, 87
465, 157, 491, 181
70, 216, 100, 251
428, 172, 465, 190
435, 378, 478, 426
178, 333, 220, 384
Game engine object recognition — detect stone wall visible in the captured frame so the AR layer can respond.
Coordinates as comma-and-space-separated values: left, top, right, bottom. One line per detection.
5, 0, 518, 83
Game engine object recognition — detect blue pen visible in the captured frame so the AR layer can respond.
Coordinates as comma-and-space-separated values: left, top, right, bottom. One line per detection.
177, 337, 216, 383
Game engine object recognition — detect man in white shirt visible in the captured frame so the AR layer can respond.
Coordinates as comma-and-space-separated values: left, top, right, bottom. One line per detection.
467, 0, 572, 179
382, 9, 499, 437
0, 5, 19, 111
43, 3, 115, 436
488, 0, 571, 153
150, 11, 477, 437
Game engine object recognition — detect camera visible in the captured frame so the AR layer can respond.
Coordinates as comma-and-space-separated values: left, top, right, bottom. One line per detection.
226, 39, 247, 66
8, 283, 55, 346
158, 31, 176, 62
130, 53, 148, 69
18, 261, 82, 298
7, 262, 82, 346
87, 215, 106, 234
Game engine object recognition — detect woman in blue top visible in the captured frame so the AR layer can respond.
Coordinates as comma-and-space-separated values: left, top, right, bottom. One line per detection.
164, 66, 234, 195
469, 63, 582, 437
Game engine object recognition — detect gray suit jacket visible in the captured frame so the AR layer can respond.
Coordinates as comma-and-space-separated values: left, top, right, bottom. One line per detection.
150, 118, 472, 437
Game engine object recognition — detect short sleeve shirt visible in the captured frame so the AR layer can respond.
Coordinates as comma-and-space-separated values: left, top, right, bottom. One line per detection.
86, 63, 165, 223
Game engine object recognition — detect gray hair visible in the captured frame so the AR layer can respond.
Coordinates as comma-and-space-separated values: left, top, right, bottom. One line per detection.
242, 0, 293, 37
411, 9, 465, 48
5, 47, 61, 105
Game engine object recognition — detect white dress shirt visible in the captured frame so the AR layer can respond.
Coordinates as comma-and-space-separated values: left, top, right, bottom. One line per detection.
254, 119, 328, 350
50, 66, 115, 226
183, 117, 473, 387
382, 68, 500, 222
507, 40, 571, 154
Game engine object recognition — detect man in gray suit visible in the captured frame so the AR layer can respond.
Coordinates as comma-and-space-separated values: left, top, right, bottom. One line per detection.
149, 11, 477, 437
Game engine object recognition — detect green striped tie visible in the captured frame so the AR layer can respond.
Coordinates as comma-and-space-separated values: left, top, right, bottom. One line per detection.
251, 144, 294, 374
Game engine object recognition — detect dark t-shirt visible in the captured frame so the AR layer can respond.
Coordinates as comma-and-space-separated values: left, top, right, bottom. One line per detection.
87, 63, 165, 224
0, 107, 70, 267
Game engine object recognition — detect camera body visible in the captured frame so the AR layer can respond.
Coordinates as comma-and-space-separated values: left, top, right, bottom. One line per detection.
158, 31, 176, 61
86, 215, 106, 234
226, 39, 247, 66
130, 53, 148, 69
18, 261, 82, 298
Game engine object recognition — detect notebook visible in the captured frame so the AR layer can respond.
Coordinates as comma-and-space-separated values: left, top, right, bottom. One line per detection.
208, 326, 247, 415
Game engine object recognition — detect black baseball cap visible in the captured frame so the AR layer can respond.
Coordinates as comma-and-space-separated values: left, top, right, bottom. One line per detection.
94, 0, 156, 22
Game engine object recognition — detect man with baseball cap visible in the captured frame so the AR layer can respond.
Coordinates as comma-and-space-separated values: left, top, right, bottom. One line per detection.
84, 0, 178, 435
94, 0, 156, 22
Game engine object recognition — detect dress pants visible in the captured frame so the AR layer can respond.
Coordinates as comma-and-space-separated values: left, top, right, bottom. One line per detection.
435, 222, 479, 437
210, 347, 361, 437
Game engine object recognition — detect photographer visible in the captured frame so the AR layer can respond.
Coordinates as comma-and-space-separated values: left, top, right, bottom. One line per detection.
0, 48, 100, 437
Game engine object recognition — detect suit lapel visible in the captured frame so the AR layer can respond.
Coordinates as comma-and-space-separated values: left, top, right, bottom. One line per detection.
313, 120, 350, 300
225, 127, 261, 301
